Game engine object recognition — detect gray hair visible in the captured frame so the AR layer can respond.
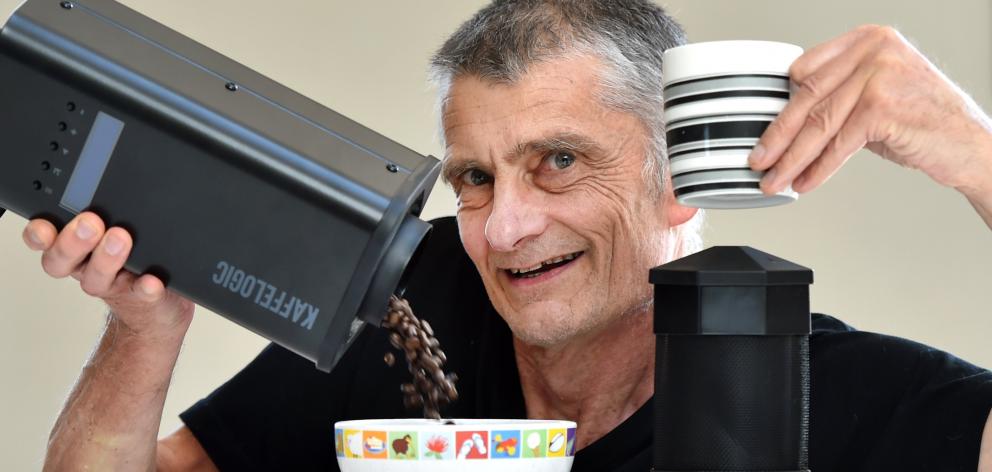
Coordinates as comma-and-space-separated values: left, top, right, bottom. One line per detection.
429, 0, 704, 257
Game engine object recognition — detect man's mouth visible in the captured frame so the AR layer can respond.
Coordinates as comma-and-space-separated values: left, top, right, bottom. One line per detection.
505, 251, 584, 279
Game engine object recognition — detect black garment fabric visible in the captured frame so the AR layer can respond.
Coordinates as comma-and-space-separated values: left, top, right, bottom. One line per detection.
180, 216, 992, 471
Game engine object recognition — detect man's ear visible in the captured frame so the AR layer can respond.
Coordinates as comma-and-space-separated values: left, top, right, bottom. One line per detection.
665, 196, 698, 227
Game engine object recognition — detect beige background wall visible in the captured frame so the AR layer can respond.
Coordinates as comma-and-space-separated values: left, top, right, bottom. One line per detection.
0, 0, 988, 469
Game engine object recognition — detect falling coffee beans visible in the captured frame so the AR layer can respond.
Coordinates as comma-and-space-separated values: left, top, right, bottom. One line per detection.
383, 295, 459, 420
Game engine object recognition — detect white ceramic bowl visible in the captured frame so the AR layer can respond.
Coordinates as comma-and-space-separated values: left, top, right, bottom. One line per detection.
334, 419, 577, 472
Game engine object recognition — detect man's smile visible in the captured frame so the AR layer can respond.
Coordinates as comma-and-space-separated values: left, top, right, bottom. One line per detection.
500, 251, 585, 285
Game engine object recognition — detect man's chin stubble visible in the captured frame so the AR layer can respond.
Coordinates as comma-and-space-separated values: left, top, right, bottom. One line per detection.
507, 293, 654, 349
507, 311, 610, 349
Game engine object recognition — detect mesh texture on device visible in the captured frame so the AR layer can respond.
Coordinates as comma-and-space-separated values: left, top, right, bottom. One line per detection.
653, 334, 810, 471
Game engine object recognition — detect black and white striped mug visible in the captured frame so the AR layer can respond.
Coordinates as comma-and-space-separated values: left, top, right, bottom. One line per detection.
662, 41, 803, 209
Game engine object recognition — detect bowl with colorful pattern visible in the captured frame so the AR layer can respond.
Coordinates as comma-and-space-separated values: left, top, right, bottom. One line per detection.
334, 419, 577, 471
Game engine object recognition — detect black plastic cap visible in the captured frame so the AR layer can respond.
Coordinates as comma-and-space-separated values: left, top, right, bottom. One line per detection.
651, 246, 813, 335
649, 246, 813, 287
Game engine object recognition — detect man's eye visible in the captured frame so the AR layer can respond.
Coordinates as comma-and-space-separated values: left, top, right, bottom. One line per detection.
460, 169, 492, 186
549, 151, 576, 170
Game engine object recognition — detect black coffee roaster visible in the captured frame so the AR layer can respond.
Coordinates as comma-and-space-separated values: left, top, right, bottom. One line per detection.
0, 0, 440, 371
651, 246, 812, 471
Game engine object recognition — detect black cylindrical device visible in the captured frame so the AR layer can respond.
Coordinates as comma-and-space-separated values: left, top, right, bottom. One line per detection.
650, 246, 812, 471
0, 0, 440, 372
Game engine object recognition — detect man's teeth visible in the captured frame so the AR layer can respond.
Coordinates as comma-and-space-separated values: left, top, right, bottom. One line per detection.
509, 252, 581, 276
513, 264, 544, 275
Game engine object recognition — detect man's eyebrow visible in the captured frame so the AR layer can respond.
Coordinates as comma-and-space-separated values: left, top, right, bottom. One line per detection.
513, 132, 604, 158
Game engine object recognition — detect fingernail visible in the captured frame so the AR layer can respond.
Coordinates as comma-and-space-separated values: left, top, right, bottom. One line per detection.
762, 168, 778, 192
139, 281, 156, 296
748, 144, 767, 167
104, 236, 123, 256
27, 229, 42, 246
75, 221, 95, 240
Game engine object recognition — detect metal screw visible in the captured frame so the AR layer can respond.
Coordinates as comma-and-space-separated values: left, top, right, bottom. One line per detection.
225, 82, 238, 92
59, 1, 73, 9
386, 163, 398, 173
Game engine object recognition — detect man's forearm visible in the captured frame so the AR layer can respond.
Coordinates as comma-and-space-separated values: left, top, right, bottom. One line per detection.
44, 313, 186, 472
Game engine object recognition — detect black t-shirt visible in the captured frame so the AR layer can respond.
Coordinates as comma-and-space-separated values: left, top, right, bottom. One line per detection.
180, 217, 992, 471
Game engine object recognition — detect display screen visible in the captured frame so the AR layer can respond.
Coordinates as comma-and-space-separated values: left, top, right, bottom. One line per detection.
60, 111, 125, 214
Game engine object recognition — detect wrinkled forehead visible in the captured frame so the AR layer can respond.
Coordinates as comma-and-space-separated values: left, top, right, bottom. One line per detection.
439, 55, 622, 162
444, 58, 604, 126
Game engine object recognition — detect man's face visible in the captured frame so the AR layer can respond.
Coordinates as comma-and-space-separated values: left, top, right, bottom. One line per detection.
442, 54, 695, 347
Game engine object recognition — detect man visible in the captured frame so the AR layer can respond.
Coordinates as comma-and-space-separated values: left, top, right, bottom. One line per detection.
25, 1, 992, 470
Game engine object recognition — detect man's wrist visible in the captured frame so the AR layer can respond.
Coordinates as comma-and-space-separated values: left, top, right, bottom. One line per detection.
98, 312, 188, 370
105, 309, 191, 346
955, 127, 992, 201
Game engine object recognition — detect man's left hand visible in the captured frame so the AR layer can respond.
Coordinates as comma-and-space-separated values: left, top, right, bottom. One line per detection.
749, 25, 992, 198
748, 27, 992, 467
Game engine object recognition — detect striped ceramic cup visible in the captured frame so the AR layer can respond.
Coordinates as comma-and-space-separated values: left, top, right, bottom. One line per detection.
662, 40, 803, 209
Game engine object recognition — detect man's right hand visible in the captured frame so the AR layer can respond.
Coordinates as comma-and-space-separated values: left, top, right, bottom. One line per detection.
22, 211, 194, 336
22, 211, 215, 471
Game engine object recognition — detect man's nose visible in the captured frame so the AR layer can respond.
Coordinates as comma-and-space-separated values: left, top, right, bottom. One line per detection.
484, 180, 548, 252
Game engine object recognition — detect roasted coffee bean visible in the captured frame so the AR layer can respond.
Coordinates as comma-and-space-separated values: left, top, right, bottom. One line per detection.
421, 319, 434, 336
389, 333, 403, 349
432, 368, 446, 384
384, 352, 395, 367
404, 394, 423, 409
441, 378, 457, 399
421, 355, 439, 372
381, 295, 459, 420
